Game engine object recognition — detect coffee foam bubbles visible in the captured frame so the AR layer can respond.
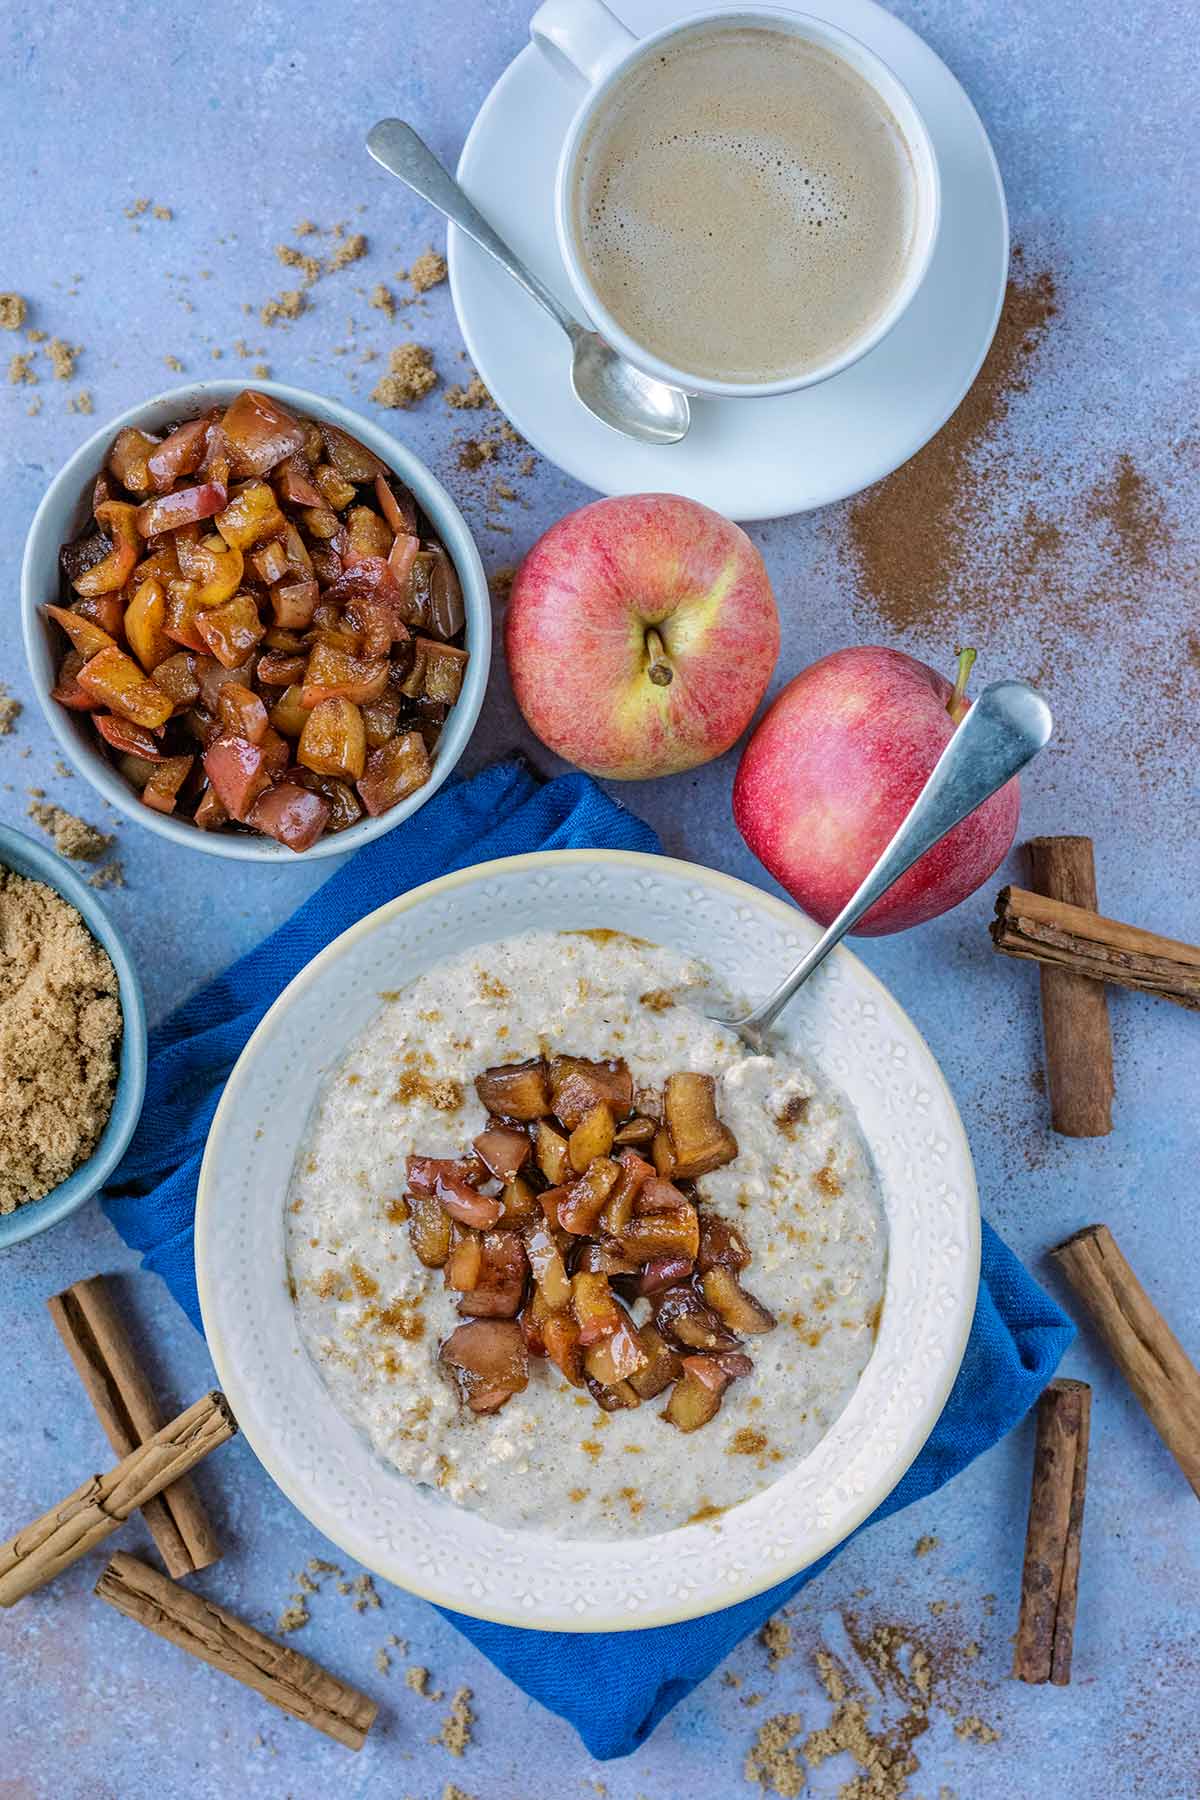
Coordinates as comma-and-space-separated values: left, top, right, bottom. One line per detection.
574, 28, 919, 384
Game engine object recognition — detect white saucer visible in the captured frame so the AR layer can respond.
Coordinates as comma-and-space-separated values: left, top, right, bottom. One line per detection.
448, 0, 1008, 521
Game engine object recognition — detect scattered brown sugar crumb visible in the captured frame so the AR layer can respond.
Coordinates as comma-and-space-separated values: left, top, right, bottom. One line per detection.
153, 205, 172, 221
688, 1500, 727, 1524
0, 293, 27, 331
276, 1593, 310, 1633
759, 1616, 793, 1669
639, 988, 675, 1012
308, 1557, 342, 1576
442, 1786, 476, 1800
0, 683, 21, 735
260, 289, 306, 326
349, 1259, 379, 1299
350, 1572, 380, 1612
408, 247, 448, 293
327, 231, 368, 273
954, 1715, 1000, 1744
435, 1687, 474, 1756
8, 351, 36, 385
406, 1664, 443, 1699
295, 218, 318, 236
375, 1646, 391, 1675
124, 197, 151, 218
744, 1713, 804, 1797
490, 565, 517, 602
372, 343, 438, 408
914, 1534, 939, 1557
445, 375, 491, 410
393, 1069, 463, 1111
47, 337, 80, 380
581, 1438, 603, 1460
477, 972, 510, 1003
275, 243, 322, 286
253, 363, 270, 378
813, 1165, 843, 1197
67, 390, 93, 414
730, 1426, 769, 1457
163, 353, 184, 371
87, 860, 125, 891
27, 799, 112, 862
370, 282, 396, 319
0, 869, 122, 1213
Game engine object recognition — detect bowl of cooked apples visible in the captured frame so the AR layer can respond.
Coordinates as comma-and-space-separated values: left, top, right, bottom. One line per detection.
22, 383, 490, 858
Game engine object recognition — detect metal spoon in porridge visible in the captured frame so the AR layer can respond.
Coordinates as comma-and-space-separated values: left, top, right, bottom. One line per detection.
717, 680, 1054, 1052
365, 118, 692, 446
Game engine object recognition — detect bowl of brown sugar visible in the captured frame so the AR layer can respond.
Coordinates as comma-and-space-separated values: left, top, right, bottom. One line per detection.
0, 824, 146, 1247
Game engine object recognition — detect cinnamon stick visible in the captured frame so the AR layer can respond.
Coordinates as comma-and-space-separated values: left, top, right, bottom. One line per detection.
1051, 1224, 1200, 1499
0, 1392, 236, 1607
1013, 1378, 1091, 1685
96, 1553, 377, 1750
1026, 837, 1114, 1137
48, 1277, 220, 1577
992, 886, 1200, 1011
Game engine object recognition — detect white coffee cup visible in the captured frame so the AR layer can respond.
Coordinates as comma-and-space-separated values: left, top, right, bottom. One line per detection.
529, 0, 941, 399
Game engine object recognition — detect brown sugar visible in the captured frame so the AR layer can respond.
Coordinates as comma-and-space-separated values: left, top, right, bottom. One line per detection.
260, 289, 306, 327
408, 248, 448, 293
327, 231, 368, 273
27, 799, 112, 862
0, 868, 122, 1212
0, 682, 21, 734
372, 343, 437, 409
0, 293, 27, 331
47, 337, 80, 380
744, 1713, 804, 1797
8, 351, 36, 385
759, 1615, 793, 1668
446, 375, 492, 410
435, 1686, 474, 1755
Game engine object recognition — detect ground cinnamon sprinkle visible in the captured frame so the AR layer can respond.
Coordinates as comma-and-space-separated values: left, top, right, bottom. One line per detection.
0, 868, 122, 1212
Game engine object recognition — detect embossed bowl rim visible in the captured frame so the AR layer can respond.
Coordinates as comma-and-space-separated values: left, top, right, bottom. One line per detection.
197, 849, 979, 1631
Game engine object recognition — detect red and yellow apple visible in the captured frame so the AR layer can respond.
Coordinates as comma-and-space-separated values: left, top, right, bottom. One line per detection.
505, 494, 779, 779
733, 646, 1020, 935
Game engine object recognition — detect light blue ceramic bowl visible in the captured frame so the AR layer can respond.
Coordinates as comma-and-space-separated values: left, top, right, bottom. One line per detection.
0, 825, 147, 1248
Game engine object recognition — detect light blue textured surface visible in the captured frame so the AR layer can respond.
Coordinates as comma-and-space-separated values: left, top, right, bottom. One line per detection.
1, 2, 1197, 1795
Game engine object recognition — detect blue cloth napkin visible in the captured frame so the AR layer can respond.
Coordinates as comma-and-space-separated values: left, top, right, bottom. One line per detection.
104, 757, 1073, 1759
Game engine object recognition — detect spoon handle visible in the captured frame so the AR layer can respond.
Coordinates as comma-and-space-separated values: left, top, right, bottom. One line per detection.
733, 680, 1054, 1044
366, 119, 577, 338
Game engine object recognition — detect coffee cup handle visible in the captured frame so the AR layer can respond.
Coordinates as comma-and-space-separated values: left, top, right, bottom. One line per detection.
530, 0, 637, 86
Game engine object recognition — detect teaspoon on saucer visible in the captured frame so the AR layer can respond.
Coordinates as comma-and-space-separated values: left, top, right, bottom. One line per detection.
366, 119, 692, 447
717, 679, 1054, 1052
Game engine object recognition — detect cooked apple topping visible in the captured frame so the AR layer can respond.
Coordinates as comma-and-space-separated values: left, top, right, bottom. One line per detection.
47, 389, 468, 850
406, 1053, 778, 1431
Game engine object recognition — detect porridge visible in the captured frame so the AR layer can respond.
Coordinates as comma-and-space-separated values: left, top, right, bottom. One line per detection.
285, 930, 887, 1538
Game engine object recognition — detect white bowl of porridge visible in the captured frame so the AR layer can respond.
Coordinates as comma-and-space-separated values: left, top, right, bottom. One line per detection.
196, 850, 978, 1630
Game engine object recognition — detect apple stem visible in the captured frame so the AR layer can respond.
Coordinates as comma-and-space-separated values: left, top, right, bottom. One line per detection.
645, 628, 673, 687
947, 646, 977, 723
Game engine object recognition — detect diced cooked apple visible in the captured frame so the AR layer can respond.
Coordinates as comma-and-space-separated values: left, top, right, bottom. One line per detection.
583, 1310, 649, 1386
558, 1157, 620, 1234
195, 593, 266, 668
193, 782, 230, 830
292, 770, 362, 832
190, 538, 244, 609
571, 1271, 622, 1344
412, 636, 469, 705
412, 544, 466, 640
697, 1214, 752, 1275
662, 1360, 730, 1432
439, 1319, 528, 1414
77, 646, 174, 730
472, 1126, 532, 1183
567, 1101, 615, 1174
634, 1174, 689, 1214
51, 650, 98, 710
523, 1222, 572, 1310
163, 580, 210, 653
635, 1254, 695, 1297
313, 465, 357, 513
246, 782, 331, 852
202, 734, 272, 821
374, 473, 419, 535
547, 1056, 634, 1131
407, 1191, 452, 1268
94, 714, 169, 760
136, 483, 227, 538
586, 1376, 640, 1412
652, 1283, 739, 1352
700, 1267, 776, 1335
573, 1240, 640, 1277
256, 651, 307, 689
319, 421, 388, 483
521, 1285, 551, 1357
220, 390, 307, 477
663, 1073, 738, 1178
272, 576, 319, 629
268, 682, 308, 739
405, 1154, 488, 1194
543, 1310, 585, 1386
252, 539, 290, 586
432, 1169, 503, 1230
613, 1116, 656, 1145
108, 427, 159, 495
357, 730, 431, 816
621, 1202, 700, 1263
124, 578, 176, 671
445, 1226, 483, 1292
535, 1120, 571, 1184
42, 603, 116, 661
345, 504, 393, 562
496, 1175, 541, 1229
651, 1128, 677, 1177
360, 689, 403, 748
215, 481, 287, 550
300, 642, 389, 708
298, 696, 366, 781
627, 1324, 683, 1400
456, 1231, 529, 1319
216, 683, 269, 745
150, 652, 201, 708
475, 1058, 551, 1121
141, 755, 195, 815
598, 1149, 652, 1236
273, 452, 325, 508
72, 502, 140, 596
147, 417, 211, 493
